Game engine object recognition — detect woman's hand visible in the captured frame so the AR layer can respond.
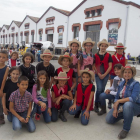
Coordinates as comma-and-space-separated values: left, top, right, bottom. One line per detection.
98, 73, 106, 79
19, 117, 26, 123
83, 111, 90, 120
25, 118, 29, 123
113, 101, 119, 110
47, 108, 52, 116
69, 104, 76, 112
105, 89, 110, 94
113, 109, 118, 118
3, 107, 9, 115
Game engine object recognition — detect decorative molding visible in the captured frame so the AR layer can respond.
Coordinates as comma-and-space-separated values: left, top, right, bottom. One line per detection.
72, 23, 81, 32
57, 26, 64, 33
106, 18, 121, 29
84, 5, 104, 14
45, 27, 54, 34
31, 30, 35, 35
38, 28, 43, 34
24, 31, 29, 36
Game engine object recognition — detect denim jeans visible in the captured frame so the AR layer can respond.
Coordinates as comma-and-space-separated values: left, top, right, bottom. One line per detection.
0, 98, 3, 116
106, 102, 140, 132
7, 112, 12, 122
99, 92, 115, 106
31, 101, 51, 123
12, 111, 36, 132
69, 105, 90, 125
51, 99, 71, 122
95, 74, 109, 103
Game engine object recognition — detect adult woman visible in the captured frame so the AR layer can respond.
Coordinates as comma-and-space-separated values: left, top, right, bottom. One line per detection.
106, 66, 140, 139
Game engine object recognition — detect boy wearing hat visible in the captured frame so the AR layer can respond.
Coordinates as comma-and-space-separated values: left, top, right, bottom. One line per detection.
54, 52, 76, 92
36, 49, 55, 88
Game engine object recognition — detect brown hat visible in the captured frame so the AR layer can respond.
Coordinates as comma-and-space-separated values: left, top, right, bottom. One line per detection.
97, 39, 110, 48
54, 71, 70, 80
40, 49, 53, 60
80, 68, 95, 80
68, 39, 81, 49
82, 38, 95, 48
10, 51, 19, 58
58, 52, 73, 66
121, 65, 136, 77
114, 43, 126, 50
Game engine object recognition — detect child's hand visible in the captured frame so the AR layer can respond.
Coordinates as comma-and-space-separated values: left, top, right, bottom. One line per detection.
25, 118, 29, 123
19, 117, 26, 123
83, 111, 90, 120
40, 102, 46, 110
69, 104, 76, 112
3, 107, 9, 115
105, 89, 110, 94
47, 108, 52, 116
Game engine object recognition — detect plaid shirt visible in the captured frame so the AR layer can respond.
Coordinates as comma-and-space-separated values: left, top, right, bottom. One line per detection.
9, 89, 32, 112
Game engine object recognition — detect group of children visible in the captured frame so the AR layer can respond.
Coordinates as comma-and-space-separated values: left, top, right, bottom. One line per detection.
0, 37, 140, 139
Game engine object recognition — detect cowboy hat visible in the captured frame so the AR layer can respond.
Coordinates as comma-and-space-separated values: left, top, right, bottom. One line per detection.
68, 39, 81, 49
80, 68, 95, 80
82, 38, 95, 48
114, 43, 126, 50
58, 52, 73, 66
54, 71, 70, 80
97, 39, 110, 48
40, 49, 53, 60
121, 65, 136, 77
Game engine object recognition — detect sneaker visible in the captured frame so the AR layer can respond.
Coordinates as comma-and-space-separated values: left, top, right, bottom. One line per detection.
118, 130, 128, 139
59, 112, 67, 122
35, 113, 40, 121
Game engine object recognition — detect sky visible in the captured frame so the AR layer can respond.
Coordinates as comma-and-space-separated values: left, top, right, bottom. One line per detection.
0, 0, 140, 28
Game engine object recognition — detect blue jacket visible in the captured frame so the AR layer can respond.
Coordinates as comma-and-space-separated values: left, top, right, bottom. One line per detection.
115, 78, 140, 104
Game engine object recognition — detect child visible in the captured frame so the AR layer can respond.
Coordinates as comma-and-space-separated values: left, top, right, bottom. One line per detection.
36, 49, 55, 88
78, 38, 95, 83
2, 66, 20, 122
54, 52, 76, 92
9, 76, 36, 132
98, 64, 123, 115
20, 52, 36, 93
94, 39, 112, 113
37, 48, 41, 62
7, 51, 20, 68
69, 68, 95, 125
51, 72, 73, 122
0, 50, 9, 124
110, 43, 127, 85
32, 70, 51, 123
106, 66, 140, 139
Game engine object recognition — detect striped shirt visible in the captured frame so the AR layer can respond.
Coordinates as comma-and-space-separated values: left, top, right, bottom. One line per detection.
9, 89, 32, 112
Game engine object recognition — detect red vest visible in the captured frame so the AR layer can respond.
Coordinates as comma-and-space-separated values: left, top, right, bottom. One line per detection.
95, 53, 109, 74
76, 83, 94, 111
52, 84, 68, 109
110, 54, 126, 75
57, 67, 73, 88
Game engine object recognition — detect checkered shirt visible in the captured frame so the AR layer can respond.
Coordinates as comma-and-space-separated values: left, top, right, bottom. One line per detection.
9, 89, 33, 112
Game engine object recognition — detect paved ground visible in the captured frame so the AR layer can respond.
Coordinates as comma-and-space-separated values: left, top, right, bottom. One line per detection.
0, 60, 140, 140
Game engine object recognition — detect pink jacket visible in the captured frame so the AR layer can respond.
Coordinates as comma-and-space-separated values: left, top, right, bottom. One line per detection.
32, 84, 51, 108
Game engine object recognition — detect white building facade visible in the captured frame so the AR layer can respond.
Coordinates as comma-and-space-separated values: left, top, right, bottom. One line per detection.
0, 0, 140, 56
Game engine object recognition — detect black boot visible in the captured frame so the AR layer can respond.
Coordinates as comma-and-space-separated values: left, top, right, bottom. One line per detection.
59, 111, 67, 122
98, 105, 106, 116
74, 110, 81, 118
94, 102, 99, 113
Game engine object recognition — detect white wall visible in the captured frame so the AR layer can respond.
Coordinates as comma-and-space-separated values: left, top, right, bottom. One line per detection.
0, 26, 9, 46
68, 0, 127, 52
19, 16, 37, 46
8, 22, 20, 45
37, 8, 68, 48
124, 5, 140, 56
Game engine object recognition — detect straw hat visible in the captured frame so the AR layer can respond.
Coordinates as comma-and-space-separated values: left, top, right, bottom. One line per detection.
121, 65, 136, 77
80, 68, 95, 80
97, 39, 110, 48
68, 39, 81, 49
10, 51, 19, 58
40, 49, 53, 60
82, 38, 95, 48
58, 52, 73, 65
54, 71, 70, 80
114, 43, 126, 50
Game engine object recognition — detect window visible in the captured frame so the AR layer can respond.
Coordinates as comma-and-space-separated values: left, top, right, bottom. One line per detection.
74, 27, 79, 39
11, 27, 15, 32
58, 28, 63, 44
108, 23, 118, 45
32, 34, 34, 43
39, 31, 42, 41
21, 36, 23, 43
25, 25, 29, 29
97, 9, 102, 16
86, 11, 90, 18
46, 17, 55, 25
91, 10, 95, 17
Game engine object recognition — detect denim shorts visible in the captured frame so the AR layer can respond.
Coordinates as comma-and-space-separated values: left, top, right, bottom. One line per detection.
110, 74, 116, 80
